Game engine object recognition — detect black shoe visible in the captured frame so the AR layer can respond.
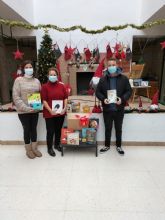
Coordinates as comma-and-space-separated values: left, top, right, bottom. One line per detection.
116, 147, 124, 155
48, 148, 56, 157
100, 146, 110, 153
54, 145, 61, 152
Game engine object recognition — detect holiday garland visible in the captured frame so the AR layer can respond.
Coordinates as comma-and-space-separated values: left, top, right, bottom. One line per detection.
1, 18, 165, 34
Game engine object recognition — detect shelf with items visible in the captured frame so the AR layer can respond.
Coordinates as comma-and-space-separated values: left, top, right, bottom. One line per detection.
60, 114, 99, 157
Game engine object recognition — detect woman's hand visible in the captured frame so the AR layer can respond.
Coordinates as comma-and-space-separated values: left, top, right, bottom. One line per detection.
60, 108, 66, 115
49, 110, 58, 115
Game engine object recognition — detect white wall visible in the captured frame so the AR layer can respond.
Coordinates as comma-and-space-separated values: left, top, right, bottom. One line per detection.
1, 113, 165, 143
33, 0, 142, 52
140, 0, 165, 23
2, 0, 34, 23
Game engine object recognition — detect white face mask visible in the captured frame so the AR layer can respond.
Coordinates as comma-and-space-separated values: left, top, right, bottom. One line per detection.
24, 68, 33, 78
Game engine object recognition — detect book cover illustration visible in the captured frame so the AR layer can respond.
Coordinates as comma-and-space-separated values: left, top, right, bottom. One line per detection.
89, 118, 99, 129
27, 93, 42, 110
82, 128, 97, 144
52, 100, 63, 114
67, 132, 79, 145
107, 89, 117, 103
61, 128, 74, 144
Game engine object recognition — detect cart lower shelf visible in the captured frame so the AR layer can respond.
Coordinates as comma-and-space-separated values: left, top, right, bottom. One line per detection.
61, 142, 98, 157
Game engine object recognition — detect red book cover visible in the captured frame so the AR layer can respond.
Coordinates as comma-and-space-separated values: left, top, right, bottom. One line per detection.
61, 128, 74, 144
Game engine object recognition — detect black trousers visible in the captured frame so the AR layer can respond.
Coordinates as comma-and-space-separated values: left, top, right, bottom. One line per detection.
45, 116, 65, 149
18, 113, 39, 144
103, 110, 124, 148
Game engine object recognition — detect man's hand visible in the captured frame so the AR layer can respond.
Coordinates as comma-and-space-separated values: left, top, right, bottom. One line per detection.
104, 99, 110, 104
116, 97, 122, 105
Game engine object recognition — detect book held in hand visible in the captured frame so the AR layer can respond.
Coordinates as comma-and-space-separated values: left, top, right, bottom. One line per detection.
27, 93, 42, 110
107, 89, 118, 103
52, 100, 63, 114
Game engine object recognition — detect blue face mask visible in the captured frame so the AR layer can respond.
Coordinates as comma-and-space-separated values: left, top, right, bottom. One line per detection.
49, 75, 58, 83
24, 68, 33, 76
108, 66, 117, 74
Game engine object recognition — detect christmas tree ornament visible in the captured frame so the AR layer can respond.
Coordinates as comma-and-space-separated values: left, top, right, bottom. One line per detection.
106, 44, 113, 59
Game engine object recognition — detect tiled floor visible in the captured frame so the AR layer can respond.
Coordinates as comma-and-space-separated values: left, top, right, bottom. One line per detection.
0, 144, 165, 220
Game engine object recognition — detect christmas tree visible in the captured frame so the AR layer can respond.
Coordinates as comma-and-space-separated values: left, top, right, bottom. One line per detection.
38, 32, 56, 83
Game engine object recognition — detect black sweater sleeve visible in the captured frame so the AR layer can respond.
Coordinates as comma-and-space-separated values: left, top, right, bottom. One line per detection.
95, 78, 106, 101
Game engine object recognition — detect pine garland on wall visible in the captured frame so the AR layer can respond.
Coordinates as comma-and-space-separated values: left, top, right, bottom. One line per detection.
1, 18, 165, 34
38, 32, 56, 83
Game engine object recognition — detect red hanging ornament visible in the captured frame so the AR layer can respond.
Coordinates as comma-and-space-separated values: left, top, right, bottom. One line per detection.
13, 49, 24, 60
13, 40, 24, 60
160, 41, 165, 49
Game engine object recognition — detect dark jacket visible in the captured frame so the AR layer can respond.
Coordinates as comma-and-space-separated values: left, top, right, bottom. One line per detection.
96, 72, 132, 112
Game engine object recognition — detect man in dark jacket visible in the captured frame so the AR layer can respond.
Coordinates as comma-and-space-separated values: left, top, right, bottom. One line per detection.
96, 58, 132, 155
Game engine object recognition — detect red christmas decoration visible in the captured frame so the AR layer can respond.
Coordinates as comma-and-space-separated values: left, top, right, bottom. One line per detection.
151, 90, 159, 105
106, 44, 113, 59
64, 45, 74, 61
84, 47, 92, 62
160, 41, 165, 49
13, 49, 24, 60
94, 58, 105, 77
79, 116, 89, 127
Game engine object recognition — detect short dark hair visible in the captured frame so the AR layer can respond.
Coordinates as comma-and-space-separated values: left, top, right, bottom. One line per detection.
22, 60, 33, 69
48, 67, 59, 76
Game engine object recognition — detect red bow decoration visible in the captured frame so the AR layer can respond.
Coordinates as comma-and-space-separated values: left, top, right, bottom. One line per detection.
79, 116, 89, 127
13, 49, 24, 60
75, 115, 89, 127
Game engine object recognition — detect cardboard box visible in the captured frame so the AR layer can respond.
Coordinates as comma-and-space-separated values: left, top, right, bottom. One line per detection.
67, 113, 90, 130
